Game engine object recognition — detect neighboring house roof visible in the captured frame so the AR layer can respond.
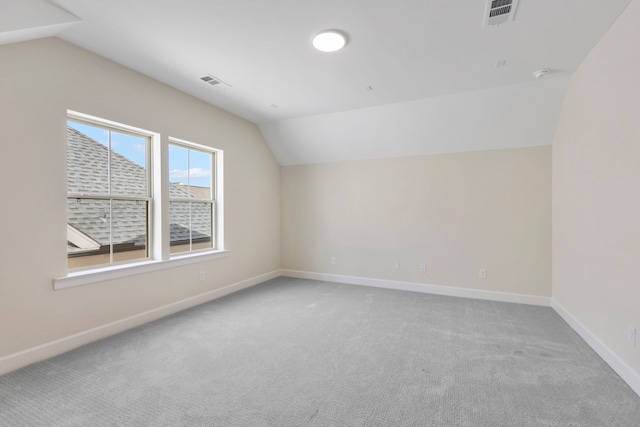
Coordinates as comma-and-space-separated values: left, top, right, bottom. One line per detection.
67, 224, 101, 251
172, 182, 211, 200
67, 127, 212, 254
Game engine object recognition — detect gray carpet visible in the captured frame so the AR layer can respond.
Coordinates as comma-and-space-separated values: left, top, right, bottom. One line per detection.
1, 277, 639, 426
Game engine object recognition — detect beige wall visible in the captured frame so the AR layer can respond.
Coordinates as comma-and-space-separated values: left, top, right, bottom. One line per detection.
552, 0, 640, 375
0, 38, 280, 359
282, 146, 551, 297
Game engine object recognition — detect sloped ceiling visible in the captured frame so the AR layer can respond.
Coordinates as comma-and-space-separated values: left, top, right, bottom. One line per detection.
262, 77, 570, 165
2, 0, 632, 164
0, 0, 79, 46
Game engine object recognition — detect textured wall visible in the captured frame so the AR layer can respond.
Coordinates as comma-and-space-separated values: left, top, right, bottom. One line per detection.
281, 146, 551, 297
0, 38, 280, 359
552, 0, 640, 376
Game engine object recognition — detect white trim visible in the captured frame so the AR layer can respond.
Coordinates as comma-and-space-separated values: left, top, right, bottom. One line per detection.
68, 110, 159, 139
153, 134, 168, 261
168, 136, 217, 153
167, 137, 224, 254
2, 269, 281, 376
67, 224, 100, 250
551, 299, 640, 397
281, 270, 551, 307
215, 149, 224, 251
55, 250, 230, 290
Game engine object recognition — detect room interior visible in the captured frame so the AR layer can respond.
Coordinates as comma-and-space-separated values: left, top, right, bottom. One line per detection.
0, 0, 639, 412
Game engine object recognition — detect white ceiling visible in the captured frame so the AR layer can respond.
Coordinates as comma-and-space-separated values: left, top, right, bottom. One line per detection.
262, 76, 570, 165
2, 0, 632, 164
0, 0, 78, 46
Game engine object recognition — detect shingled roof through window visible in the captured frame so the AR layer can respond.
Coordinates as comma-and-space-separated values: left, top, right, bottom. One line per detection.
67, 127, 212, 254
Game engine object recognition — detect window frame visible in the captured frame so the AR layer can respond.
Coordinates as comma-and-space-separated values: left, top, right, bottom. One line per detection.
56, 111, 227, 290
66, 115, 154, 270
168, 137, 218, 256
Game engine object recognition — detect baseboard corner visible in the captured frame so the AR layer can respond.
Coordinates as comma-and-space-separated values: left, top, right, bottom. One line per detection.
551, 299, 640, 398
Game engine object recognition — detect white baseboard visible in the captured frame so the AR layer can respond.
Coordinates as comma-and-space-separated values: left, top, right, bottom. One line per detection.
551, 299, 640, 397
281, 269, 551, 307
0, 269, 281, 376
5, 270, 638, 399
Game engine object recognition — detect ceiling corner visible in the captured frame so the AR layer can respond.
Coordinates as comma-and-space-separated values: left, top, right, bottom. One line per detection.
0, 0, 81, 46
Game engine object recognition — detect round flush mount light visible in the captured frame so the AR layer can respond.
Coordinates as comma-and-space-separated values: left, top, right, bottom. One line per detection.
533, 69, 550, 79
312, 30, 347, 52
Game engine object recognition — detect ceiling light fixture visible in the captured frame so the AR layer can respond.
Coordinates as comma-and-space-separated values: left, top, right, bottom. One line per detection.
312, 30, 347, 53
533, 69, 550, 79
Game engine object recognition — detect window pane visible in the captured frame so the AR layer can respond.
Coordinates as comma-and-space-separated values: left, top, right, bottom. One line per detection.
67, 198, 110, 269
192, 202, 213, 250
110, 132, 148, 197
67, 198, 148, 267
169, 201, 213, 253
169, 144, 189, 187
111, 200, 148, 262
67, 122, 109, 195
189, 150, 212, 198
169, 201, 191, 254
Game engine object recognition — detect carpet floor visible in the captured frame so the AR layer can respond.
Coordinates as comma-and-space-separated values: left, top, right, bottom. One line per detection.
1, 277, 639, 426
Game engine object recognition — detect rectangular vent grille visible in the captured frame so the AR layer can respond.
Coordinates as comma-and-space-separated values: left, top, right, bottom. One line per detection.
489, 5, 511, 18
200, 75, 231, 89
485, 0, 518, 27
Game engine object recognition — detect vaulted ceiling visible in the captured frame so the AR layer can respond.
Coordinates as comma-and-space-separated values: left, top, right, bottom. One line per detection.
2, 0, 632, 164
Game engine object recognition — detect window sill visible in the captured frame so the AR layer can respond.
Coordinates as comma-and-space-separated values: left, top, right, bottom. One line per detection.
54, 250, 230, 290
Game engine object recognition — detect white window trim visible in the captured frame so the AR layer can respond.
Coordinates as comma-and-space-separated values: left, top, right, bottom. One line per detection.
67, 110, 157, 265
58, 112, 227, 290
168, 136, 224, 254
54, 250, 230, 290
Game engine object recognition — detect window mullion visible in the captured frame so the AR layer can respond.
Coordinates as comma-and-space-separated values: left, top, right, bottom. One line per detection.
69, 194, 150, 202
168, 197, 211, 203
212, 200, 216, 250
108, 130, 113, 264
212, 152, 216, 202
109, 199, 113, 264
107, 129, 112, 196
187, 149, 193, 251
189, 202, 193, 252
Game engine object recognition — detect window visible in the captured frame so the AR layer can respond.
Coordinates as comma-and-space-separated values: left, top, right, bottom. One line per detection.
63, 111, 225, 279
168, 140, 216, 254
67, 118, 151, 269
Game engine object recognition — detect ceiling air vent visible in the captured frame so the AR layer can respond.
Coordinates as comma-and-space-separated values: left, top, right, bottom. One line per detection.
200, 74, 231, 90
484, 0, 519, 27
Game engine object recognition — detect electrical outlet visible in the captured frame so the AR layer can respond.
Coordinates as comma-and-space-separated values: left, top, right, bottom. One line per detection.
393, 261, 400, 271
199, 271, 205, 281
479, 268, 487, 279
628, 326, 636, 346
420, 264, 427, 273
330, 256, 336, 265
